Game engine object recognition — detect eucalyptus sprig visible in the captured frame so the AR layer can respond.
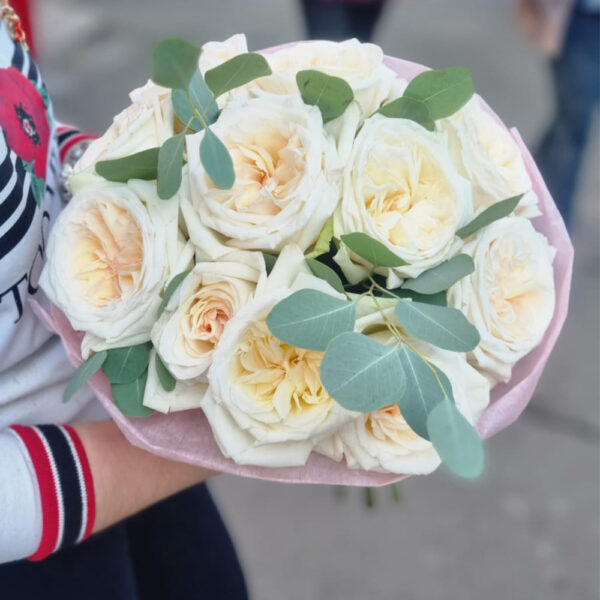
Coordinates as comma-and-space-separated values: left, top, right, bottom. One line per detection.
377, 66, 474, 129
96, 39, 274, 199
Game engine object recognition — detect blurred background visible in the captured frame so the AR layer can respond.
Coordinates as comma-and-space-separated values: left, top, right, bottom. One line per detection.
30, 0, 600, 598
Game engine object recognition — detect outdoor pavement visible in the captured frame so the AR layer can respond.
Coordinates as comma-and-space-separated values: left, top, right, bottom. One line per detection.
37, 1, 599, 598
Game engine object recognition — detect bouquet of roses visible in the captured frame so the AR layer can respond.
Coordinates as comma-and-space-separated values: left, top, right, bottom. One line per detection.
39, 35, 572, 484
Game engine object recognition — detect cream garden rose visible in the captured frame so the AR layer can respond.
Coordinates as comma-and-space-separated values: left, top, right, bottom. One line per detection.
186, 94, 340, 253
151, 250, 267, 380
201, 246, 357, 467
253, 38, 397, 118
317, 302, 490, 474
448, 217, 555, 383
334, 115, 473, 286
40, 181, 168, 347
440, 96, 539, 218
75, 80, 174, 173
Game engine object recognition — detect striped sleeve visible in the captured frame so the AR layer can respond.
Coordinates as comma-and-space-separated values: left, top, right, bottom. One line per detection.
9, 424, 96, 561
55, 126, 96, 164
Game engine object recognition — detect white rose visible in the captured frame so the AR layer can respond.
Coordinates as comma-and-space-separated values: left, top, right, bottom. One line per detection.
186, 94, 340, 254
40, 181, 168, 348
316, 301, 490, 474
199, 33, 248, 73
151, 250, 267, 380
254, 39, 396, 118
334, 115, 473, 286
448, 217, 555, 384
201, 246, 357, 467
143, 350, 208, 414
440, 96, 540, 218
75, 81, 174, 173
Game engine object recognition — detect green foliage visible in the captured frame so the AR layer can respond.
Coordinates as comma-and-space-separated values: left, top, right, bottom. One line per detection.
426, 397, 484, 478
404, 67, 474, 120
262, 253, 277, 275
111, 370, 154, 417
456, 194, 523, 239
296, 70, 354, 123
402, 255, 475, 295
96, 148, 159, 183
306, 216, 334, 258
158, 269, 192, 316
341, 233, 407, 268
200, 127, 235, 189
390, 288, 447, 306
157, 134, 185, 199
151, 38, 201, 89
62, 351, 107, 403
395, 300, 480, 352
266, 290, 355, 351
377, 96, 433, 129
397, 346, 452, 439
102, 344, 150, 385
320, 332, 405, 412
205, 53, 272, 97
155, 353, 176, 392
306, 258, 345, 294
171, 70, 218, 131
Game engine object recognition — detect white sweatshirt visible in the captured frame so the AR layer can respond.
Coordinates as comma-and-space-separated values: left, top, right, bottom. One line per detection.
0, 23, 105, 564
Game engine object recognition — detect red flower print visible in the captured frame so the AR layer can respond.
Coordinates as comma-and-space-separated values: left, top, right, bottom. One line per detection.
0, 67, 50, 179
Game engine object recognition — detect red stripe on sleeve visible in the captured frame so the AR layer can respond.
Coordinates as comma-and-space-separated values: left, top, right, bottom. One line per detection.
58, 133, 96, 163
10, 425, 61, 562
64, 425, 96, 540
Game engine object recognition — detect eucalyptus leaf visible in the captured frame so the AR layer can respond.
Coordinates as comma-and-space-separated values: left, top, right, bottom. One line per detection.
262, 253, 277, 275
306, 258, 345, 294
62, 351, 107, 403
320, 332, 405, 412
395, 300, 480, 351
158, 269, 192, 316
397, 346, 451, 439
102, 344, 150, 385
378, 96, 433, 128
427, 397, 484, 478
111, 370, 154, 417
296, 70, 354, 123
266, 289, 355, 351
155, 354, 176, 392
200, 127, 235, 189
96, 148, 159, 183
404, 67, 474, 120
306, 216, 334, 258
341, 233, 407, 268
171, 70, 217, 132
151, 38, 201, 89
390, 288, 447, 306
402, 254, 474, 295
205, 53, 271, 98
157, 135, 185, 199
456, 194, 523, 239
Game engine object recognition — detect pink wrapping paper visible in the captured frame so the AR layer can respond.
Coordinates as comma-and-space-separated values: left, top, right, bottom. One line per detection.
36, 53, 573, 486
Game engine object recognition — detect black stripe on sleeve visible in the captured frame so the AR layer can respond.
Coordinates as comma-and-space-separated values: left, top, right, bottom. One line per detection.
37, 425, 84, 549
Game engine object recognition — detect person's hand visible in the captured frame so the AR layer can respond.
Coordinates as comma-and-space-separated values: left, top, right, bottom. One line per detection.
72, 420, 215, 534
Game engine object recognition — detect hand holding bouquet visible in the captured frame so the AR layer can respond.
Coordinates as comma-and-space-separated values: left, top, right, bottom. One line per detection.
39, 35, 572, 485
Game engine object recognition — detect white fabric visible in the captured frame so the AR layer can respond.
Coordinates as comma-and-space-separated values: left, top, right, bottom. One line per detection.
0, 432, 41, 563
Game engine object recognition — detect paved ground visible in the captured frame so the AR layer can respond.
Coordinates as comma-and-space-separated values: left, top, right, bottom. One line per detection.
37, 1, 599, 598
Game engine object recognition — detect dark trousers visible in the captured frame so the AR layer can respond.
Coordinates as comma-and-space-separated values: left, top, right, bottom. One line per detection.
535, 9, 600, 229
0, 484, 248, 600
300, 0, 387, 42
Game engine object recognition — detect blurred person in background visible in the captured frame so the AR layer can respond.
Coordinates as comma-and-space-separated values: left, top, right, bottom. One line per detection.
0, 3, 247, 598
300, 0, 388, 41
519, 0, 600, 229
